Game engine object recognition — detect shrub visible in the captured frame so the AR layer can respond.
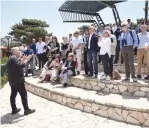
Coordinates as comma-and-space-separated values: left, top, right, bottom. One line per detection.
1, 57, 8, 64
0, 74, 8, 88
1, 63, 8, 88
1, 64, 7, 77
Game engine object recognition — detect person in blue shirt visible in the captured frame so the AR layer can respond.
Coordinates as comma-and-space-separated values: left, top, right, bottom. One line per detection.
24, 45, 34, 77
120, 21, 138, 82
30, 38, 36, 54
30, 38, 38, 67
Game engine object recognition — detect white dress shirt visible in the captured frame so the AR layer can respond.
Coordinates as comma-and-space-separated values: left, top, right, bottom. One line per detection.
88, 33, 93, 49
36, 42, 45, 54
71, 36, 83, 50
98, 37, 111, 57
138, 32, 149, 49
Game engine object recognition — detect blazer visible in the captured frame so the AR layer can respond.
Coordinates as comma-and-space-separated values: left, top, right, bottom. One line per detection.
64, 60, 76, 76
7, 55, 25, 87
87, 33, 98, 51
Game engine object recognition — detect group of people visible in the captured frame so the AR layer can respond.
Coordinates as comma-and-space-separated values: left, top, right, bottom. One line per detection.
6, 18, 149, 115
18, 19, 149, 85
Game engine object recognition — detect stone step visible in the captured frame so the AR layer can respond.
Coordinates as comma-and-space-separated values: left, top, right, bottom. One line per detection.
99, 63, 148, 74
69, 74, 149, 98
25, 77, 149, 127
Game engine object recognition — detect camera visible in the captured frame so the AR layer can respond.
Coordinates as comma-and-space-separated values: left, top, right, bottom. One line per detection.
122, 39, 127, 47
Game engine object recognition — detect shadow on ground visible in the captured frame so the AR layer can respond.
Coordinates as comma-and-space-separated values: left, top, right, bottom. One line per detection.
1, 113, 24, 125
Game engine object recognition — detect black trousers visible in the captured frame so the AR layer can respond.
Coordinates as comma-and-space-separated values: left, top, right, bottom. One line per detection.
43, 52, 48, 64
101, 53, 110, 75
37, 54, 44, 69
84, 49, 88, 75
114, 40, 124, 64
109, 55, 114, 75
10, 82, 29, 110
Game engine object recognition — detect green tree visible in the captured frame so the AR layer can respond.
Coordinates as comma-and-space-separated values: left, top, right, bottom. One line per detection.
9, 19, 49, 44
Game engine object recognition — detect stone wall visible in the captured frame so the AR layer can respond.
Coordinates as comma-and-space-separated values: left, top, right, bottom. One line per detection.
25, 82, 149, 127
69, 77, 149, 98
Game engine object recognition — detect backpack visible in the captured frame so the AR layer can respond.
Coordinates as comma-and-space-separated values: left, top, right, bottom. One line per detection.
129, 30, 140, 44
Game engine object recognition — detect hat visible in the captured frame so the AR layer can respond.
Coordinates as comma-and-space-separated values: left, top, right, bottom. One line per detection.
121, 21, 128, 27
68, 53, 74, 57
89, 26, 95, 30
74, 31, 79, 34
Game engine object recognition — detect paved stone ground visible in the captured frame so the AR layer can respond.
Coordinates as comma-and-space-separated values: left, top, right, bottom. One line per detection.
0, 83, 145, 128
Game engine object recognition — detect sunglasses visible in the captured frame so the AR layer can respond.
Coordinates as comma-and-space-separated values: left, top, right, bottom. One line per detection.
122, 25, 127, 27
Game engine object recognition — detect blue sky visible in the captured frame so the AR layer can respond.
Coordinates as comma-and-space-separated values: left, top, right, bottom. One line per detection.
1, 0, 145, 41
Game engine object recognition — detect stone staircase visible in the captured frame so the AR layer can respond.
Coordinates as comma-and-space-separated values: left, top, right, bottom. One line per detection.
25, 75, 149, 127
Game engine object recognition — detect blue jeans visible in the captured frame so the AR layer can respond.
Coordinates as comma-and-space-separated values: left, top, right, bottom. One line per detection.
25, 59, 34, 75
87, 49, 98, 75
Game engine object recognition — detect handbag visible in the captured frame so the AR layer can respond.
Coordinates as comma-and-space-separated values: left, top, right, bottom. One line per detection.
51, 68, 58, 78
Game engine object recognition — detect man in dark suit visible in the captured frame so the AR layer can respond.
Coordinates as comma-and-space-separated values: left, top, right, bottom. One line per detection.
7, 47, 35, 115
87, 26, 98, 78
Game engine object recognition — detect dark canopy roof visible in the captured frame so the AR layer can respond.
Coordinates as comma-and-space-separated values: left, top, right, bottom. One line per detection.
59, 0, 126, 26
59, 0, 126, 13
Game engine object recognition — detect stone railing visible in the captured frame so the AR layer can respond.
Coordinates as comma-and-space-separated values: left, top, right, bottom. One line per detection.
25, 82, 149, 127
69, 76, 149, 98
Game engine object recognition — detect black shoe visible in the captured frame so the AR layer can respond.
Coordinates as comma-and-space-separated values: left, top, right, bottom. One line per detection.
24, 109, 35, 115
94, 74, 98, 78
122, 78, 130, 82
77, 71, 80, 75
88, 74, 93, 77
63, 83, 68, 87
24, 75, 28, 77
12, 108, 21, 115
137, 74, 142, 79
144, 75, 149, 80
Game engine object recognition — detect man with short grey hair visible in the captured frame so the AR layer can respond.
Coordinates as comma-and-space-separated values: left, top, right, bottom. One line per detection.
7, 47, 35, 115
120, 22, 138, 82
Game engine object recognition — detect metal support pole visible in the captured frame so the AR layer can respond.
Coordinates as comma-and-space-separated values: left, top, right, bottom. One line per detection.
113, 5, 121, 26
112, 7, 118, 26
112, 5, 121, 26
145, 0, 148, 23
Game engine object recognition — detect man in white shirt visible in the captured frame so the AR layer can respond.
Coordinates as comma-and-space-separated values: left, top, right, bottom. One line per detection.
36, 37, 46, 70
71, 31, 83, 74
137, 24, 149, 80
